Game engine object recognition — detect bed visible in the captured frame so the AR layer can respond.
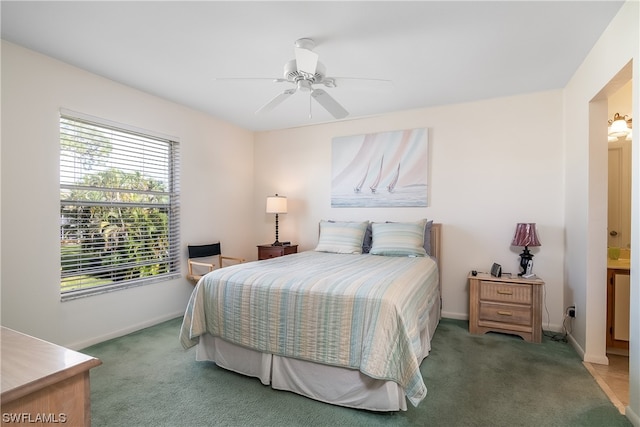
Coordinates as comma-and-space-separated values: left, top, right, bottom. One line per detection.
180, 220, 441, 411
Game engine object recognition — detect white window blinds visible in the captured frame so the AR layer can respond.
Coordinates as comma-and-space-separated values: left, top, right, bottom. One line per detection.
60, 111, 180, 299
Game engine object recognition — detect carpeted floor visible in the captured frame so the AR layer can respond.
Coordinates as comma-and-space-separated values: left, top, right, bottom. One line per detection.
82, 317, 632, 427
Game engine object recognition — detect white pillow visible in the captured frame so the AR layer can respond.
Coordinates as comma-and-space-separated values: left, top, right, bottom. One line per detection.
370, 219, 428, 257
315, 220, 368, 254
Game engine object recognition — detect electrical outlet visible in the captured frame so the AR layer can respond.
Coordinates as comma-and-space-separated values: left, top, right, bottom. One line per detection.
568, 305, 576, 318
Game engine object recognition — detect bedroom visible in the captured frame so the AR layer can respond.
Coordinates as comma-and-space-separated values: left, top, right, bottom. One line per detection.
0, 0, 638, 423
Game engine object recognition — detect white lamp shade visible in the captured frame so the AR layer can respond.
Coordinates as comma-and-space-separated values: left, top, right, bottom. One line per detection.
266, 195, 287, 214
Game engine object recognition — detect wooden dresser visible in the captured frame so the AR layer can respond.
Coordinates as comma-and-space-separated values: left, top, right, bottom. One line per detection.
1, 327, 102, 426
257, 244, 298, 260
468, 273, 545, 343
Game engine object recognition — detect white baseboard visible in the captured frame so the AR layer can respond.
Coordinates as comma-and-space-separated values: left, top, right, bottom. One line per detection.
566, 332, 585, 359
565, 332, 610, 364
625, 405, 640, 427
441, 311, 468, 321
541, 321, 565, 333
577, 332, 610, 365
69, 310, 184, 351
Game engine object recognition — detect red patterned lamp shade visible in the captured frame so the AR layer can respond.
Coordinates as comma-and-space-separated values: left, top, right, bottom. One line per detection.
511, 223, 541, 248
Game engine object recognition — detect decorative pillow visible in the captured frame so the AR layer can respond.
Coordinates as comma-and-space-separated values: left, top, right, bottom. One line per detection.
315, 220, 369, 254
374, 219, 432, 255
370, 219, 428, 257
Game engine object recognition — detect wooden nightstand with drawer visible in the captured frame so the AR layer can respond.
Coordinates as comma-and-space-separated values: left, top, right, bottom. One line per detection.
257, 244, 298, 260
469, 272, 545, 343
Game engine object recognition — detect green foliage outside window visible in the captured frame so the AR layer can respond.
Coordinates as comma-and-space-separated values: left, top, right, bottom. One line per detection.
60, 114, 179, 296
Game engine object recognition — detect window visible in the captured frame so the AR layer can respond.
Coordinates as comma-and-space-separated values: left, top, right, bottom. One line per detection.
60, 110, 180, 300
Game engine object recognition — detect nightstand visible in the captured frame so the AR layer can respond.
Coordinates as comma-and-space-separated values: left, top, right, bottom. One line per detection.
257, 244, 298, 260
468, 272, 545, 343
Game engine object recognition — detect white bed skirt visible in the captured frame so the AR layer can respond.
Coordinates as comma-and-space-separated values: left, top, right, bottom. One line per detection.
195, 299, 441, 412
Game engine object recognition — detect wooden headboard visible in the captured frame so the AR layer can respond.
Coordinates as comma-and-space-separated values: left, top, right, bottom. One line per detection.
430, 223, 442, 297
430, 223, 441, 267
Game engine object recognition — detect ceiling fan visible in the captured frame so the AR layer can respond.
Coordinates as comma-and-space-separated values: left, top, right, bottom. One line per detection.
217, 38, 391, 120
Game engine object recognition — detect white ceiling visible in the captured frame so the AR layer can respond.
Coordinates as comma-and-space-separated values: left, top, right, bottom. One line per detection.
1, 1, 624, 132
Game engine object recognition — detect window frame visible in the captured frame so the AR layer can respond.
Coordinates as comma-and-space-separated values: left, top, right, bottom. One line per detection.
59, 109, 180, 301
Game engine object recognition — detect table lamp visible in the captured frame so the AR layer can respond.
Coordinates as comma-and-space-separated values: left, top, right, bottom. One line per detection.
266, 194, 287, 246
511, 223, 541, 278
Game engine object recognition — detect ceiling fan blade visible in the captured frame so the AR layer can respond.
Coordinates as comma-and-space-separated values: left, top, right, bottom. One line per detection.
256, 89, 296, 114
311, 89, 348, 119
323, 77, 394, 91
295, 46, 319, 76
214, 77, 287, 83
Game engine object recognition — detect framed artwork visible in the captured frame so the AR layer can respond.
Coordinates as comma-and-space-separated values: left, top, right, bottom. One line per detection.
331, 128, 429, 207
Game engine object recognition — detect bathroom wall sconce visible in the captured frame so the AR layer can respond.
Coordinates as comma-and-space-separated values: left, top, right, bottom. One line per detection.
608, 113, 632, 139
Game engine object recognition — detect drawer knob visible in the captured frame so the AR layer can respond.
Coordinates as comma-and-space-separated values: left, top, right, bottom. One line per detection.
497, 290, 513, 295
497, 310, 513, 316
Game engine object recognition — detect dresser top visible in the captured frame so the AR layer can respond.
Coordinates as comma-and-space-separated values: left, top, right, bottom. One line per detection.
468, 272, 544, 285
1, 326, 101, 402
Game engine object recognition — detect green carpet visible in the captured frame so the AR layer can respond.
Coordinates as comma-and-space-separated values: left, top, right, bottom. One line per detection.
82, 318, 631, 427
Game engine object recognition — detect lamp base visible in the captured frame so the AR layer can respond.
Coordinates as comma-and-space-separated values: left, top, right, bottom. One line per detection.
518, 247, 534, 277
271, 213, 283, 247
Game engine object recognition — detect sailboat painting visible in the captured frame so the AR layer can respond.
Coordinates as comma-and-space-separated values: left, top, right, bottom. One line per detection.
331, 128, 428, 207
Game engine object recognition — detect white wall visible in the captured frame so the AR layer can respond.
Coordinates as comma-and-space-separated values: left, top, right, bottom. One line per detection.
563, 0, 639, 423
254, 91, 567, 328
0, 41, 255, 349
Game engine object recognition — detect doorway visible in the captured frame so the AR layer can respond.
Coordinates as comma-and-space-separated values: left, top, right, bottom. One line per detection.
603, 104, 632, 411
590, 70, 632, 413
607, 81, 632, 353
592, 72, 632, 413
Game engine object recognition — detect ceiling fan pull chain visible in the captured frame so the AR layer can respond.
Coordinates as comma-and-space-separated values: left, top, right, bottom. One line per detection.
309, 93, 313, 119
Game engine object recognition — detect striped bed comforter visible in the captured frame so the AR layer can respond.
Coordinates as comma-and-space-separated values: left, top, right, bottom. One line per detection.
180, 251, 439, 406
